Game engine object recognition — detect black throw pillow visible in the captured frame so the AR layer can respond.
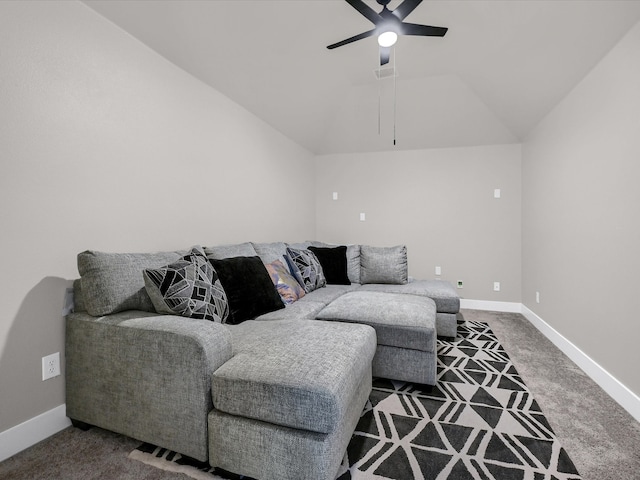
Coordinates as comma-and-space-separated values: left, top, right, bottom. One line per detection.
308, 246, 351, 285
209, 256, 284, 324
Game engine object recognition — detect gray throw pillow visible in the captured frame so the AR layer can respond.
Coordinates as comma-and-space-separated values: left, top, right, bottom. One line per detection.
143, 246, 229, 323
360, 245, 408, 285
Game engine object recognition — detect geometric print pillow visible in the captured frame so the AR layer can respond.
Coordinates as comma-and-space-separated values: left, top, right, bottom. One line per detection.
285, 247, 327, 293
143, 246, 229, 323
265, 259, 306, 304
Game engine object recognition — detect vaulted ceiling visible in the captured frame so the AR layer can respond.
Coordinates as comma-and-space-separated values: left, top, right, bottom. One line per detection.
84, 0, 640, 155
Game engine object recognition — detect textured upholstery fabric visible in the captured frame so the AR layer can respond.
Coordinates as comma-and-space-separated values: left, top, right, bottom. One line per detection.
359, 244, 408, 285
308, 246, 350, 285
437, 312, 458, 337
285, 247, 326, 293
213, 319, 376, 435
254, 300, 327, 321
251, 242, 290, 271
143, 247, 229, 322
373, 344, 437, 385
295, 284, 361, 304
66, 312, 233, 461
359, 279, 460, 313
254, 284, 360, 321
316, 291, 436, 353
264, 259, 305, 304
286, 241, 312, 251
209, 364, 371, 480
204, 242, 257, 260
78, 250, 181, 316
210, 256, 284, 324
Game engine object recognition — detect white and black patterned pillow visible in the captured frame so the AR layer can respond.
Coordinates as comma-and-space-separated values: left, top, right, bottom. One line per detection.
143, 246, 229, 323
285, 247, 327, 293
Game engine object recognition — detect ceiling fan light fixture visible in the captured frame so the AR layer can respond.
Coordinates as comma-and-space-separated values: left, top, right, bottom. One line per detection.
377, 31, 398, 47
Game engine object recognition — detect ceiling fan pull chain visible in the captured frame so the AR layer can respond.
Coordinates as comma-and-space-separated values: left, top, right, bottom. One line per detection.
393, 46, 397, 146
378, 57, 382, 136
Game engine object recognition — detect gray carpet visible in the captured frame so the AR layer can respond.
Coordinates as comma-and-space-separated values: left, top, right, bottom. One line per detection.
1, 309, 639, 480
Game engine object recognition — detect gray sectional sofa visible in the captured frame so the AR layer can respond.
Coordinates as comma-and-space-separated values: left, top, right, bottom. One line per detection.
65, 240, 459, 480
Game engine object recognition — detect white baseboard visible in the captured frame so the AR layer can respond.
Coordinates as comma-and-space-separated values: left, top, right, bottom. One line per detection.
459, 298, 522, 313
520, 305, 640, 424
0, 404, 70, 463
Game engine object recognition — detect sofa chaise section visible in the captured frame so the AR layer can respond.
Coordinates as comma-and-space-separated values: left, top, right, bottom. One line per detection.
209, 319, 377, 480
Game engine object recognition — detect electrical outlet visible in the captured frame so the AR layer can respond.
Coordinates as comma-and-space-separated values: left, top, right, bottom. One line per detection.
435, 266, 441, 276
42, 352, 60, 381
536, 291, 540, 303
456, 280, 463, 289
494, 282, 500, 292
359, 213, 366, 221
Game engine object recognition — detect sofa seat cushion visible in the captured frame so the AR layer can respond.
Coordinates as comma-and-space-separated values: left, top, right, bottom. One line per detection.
359, 279, 460, 314
254, 301, 327, 321
315, 291, 436, 353
297, 284, 361, 305
213, 319, 376, 435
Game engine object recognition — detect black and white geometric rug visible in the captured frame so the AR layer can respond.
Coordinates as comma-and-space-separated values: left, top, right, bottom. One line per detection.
130, 321, 582, 480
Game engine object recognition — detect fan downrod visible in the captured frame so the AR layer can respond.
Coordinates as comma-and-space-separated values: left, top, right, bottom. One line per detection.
376, 0, 392, 6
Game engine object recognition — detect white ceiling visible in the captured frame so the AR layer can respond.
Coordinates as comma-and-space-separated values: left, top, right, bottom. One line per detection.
83, 0, 640, 155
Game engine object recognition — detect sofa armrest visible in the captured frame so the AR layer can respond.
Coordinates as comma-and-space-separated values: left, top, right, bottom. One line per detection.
66, 312, 232, 462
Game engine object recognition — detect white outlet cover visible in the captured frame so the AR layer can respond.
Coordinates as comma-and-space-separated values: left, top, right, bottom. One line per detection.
494, 282, 501, 291
332, 192, 338, 200
435, 266, 441, 276
359, 213, 366, 221
42, 352, 61, 381
494, 188, 501, 198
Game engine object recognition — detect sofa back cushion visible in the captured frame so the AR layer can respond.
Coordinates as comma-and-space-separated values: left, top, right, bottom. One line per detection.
251, 242, 291, 272
204, 242, 257, 260
360, 245, 408, 285
210, 256, 284, 324
78, 250, 182, 316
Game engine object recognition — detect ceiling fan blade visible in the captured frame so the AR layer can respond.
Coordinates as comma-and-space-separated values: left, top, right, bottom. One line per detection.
345, 0, 383, 25
327, 28, 377, 49
400, 22, 448, 37
391, 0, 422, 21
380, 46, 390, 66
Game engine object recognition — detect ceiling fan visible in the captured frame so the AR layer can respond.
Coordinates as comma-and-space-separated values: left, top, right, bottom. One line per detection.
327, 0, 448, 65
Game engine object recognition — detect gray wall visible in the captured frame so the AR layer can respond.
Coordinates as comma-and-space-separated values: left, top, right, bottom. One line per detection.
0, 1, 315, 432
315, 145, 522, 302
522, 21, 640, 396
